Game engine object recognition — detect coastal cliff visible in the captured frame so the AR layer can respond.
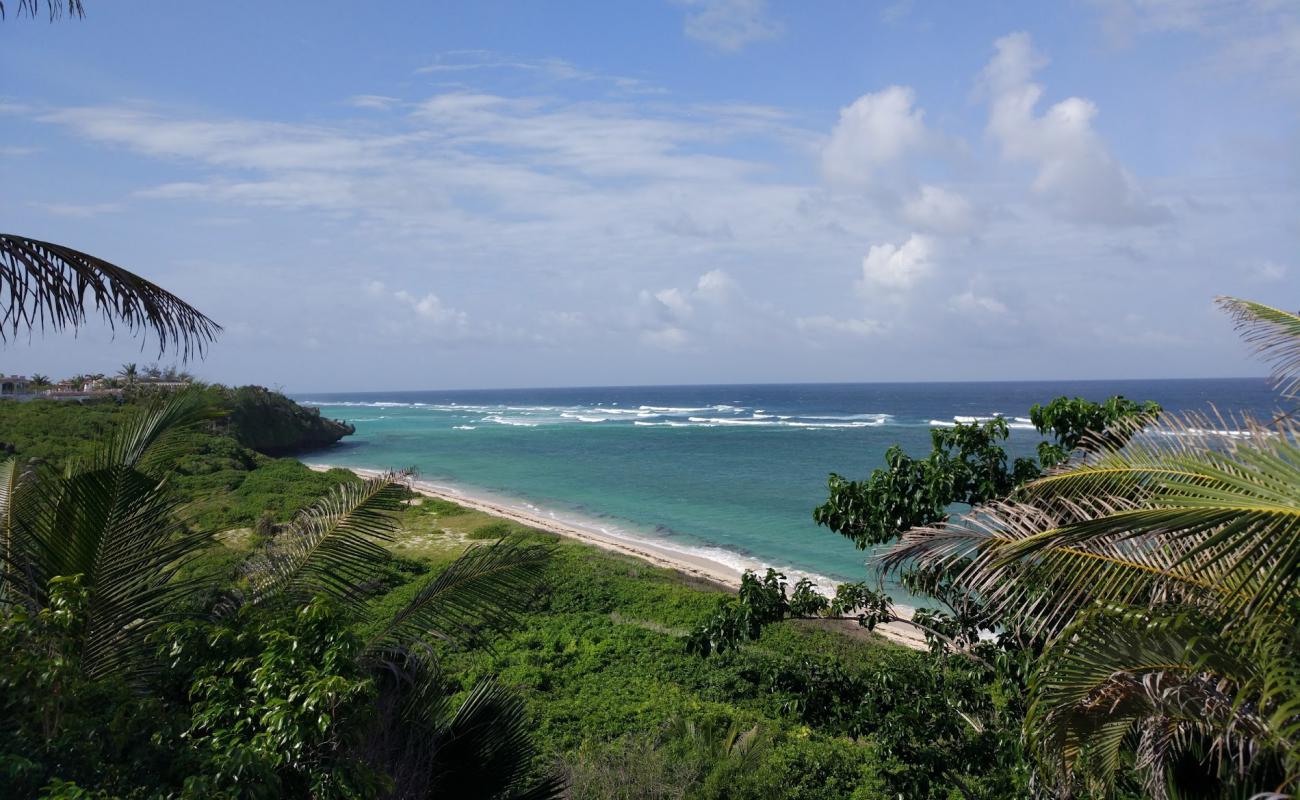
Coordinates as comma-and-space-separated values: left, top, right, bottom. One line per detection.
216, 385, 354, 455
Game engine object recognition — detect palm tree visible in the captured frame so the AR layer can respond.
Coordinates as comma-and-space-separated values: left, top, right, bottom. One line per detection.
0, 235, 219, 360
28, 373, 49, 388
883, 297, 1300, 798
118, 362, 138, 385
0, 389, 563, 797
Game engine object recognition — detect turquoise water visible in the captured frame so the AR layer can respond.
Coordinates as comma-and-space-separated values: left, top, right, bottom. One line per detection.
298, 379, 1276, 585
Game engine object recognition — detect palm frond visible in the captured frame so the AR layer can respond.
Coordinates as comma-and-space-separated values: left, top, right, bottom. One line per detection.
92, 386, 225, 475
365, 535, 552, 653
1217, 296, 1300, 399
243, 476, 407, 609
429, 678, 567, 800
15, 459, 213, 680
0, 234, 220, 360
885, 409, 1300, 635
0, 457, 38, 606
358, 651, 564, 799
1028, 607, 1291, 796
880, 496, 1231, 640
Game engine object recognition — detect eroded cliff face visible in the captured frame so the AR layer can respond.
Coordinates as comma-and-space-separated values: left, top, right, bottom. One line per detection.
219, 385, 354, 455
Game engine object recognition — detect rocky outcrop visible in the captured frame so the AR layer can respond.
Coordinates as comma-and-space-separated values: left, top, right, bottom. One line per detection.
217, 385, 354, 455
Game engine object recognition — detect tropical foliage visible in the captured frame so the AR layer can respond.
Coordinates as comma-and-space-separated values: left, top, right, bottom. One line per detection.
879, 297, 1300, 798
0, 390, 561, 797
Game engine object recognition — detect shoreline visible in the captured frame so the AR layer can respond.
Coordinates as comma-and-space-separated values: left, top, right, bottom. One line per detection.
305, 461, 927, 650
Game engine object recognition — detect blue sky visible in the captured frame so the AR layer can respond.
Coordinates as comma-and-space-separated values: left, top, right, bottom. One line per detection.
2, 0, 1297, 391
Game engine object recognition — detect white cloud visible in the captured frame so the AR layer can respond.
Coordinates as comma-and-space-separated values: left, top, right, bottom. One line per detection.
414, 52, 661, 93
637, 269, 750, 348
641, 326, 691, 349
1090, 2, 1300, 96
678, 0, 783, 52
796, 315, 885, 337
901, 184, 977, 235
347, 94, 400, 110
695, 269, 736, 301
37, 106, 402, 172
821, 86, 929, 185
948, 289, 1009, 317
393, 289, 469, 329
653, 287, 694, 317
979, 32, 1169, 226
858, 234, 934, 293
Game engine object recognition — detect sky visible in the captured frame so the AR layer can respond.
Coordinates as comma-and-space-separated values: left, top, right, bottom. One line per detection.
2, 0, 1298, 392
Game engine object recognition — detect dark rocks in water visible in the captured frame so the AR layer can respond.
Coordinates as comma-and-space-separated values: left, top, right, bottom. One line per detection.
217, 385, 354, 456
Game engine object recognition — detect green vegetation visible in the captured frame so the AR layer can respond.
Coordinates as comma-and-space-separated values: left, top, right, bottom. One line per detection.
4, 293, 1298, 798
0, 382, 1014, 799
213, 384, 354, 455
0, 381, 352, 464
0, 390, 559, 798
691, 297, 1300, 798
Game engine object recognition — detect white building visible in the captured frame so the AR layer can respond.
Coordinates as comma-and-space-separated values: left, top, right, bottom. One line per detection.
0, 375, 30, 396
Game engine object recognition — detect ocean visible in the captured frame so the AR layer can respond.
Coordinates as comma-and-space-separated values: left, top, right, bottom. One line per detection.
297, 379, 1279, 589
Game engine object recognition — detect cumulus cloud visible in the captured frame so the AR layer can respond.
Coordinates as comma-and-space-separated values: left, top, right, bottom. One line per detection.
678, 0, 783, 52
979, 32, 1169, 226
901, 184, 977, 235
857, 234, 934, 294
821, 86, 929, 185
637, 269, 745, 348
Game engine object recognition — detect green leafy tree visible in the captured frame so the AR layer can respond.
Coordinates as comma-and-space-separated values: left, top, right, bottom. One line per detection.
883, 297, 1300, 797
687, 382, 1160, 796
689, 394, 1159, 656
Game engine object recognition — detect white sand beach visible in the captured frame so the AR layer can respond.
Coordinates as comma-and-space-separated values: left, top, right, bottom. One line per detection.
306, 463, 927, 650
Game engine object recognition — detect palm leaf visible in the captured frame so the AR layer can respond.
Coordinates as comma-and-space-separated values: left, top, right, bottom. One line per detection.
0, 234, 220, 360
886, 409, 1300, 635
243, 475, 407, 609
1028, 607, 1291, 796
0, 456, 39, 606
14, 461, 212, 680
0, 1, 83, 19
7, 391, 229, 678
365, 535, 552, 653
1217, 296, 1300, 399
428, 678, 566, 800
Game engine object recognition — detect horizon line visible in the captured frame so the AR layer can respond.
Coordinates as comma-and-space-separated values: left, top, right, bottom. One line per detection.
287, 374, 1271, 396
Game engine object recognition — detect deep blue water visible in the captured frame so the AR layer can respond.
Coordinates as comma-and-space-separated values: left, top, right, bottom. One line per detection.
297, 379, 1278, 585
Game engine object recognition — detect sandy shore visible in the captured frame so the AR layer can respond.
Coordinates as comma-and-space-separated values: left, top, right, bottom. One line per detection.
306, 462, 926, 650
